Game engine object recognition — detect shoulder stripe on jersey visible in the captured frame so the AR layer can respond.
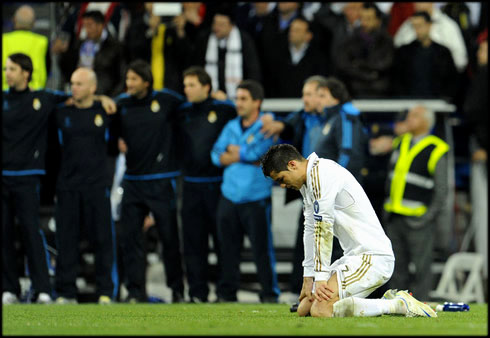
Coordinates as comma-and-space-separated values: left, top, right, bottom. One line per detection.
314, 165, 321, 199
310, 170, 318, 201
178, 101, 192, 110
212, 99, 235, 107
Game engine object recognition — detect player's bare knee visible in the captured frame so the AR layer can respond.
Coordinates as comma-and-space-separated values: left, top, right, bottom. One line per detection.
297, 298, 312, 317
310, 299, 336, 318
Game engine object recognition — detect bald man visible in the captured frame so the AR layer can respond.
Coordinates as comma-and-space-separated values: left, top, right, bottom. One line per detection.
2, 5, 51, 89
53, 67, 118, 304
371, 105, 449, 301
14, 5, 35, 29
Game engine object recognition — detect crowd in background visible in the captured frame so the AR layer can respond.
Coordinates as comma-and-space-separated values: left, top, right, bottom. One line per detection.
2, 2, 487, 304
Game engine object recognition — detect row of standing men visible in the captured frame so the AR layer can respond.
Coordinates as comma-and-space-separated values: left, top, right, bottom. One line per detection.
3, 52, 447, 305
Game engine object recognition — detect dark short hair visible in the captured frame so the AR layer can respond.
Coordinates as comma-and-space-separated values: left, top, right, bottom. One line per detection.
237, 79, 264, 101
82, 10, 105, 24
362, 2, 383, 19
183, 66, 212, 94
214, 4, 236, 24
8, 53, 33, 82
320, 77, 351, 104
412, 11, 432, 23
260, 144, 305, 177
126, 59, 153, 88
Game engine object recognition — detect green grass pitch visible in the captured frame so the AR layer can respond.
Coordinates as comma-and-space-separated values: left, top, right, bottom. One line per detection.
2, 303, 487, 335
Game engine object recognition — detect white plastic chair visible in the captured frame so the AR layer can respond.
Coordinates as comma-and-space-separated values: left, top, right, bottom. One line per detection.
429, 252, 485, 303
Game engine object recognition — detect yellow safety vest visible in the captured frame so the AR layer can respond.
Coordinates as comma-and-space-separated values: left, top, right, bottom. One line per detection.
2, 30, 49, 90
384, 133, 449, 217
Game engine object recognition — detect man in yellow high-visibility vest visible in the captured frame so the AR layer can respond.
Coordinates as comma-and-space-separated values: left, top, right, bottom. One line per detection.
2, 5, 49, 90
370, 105, 449, 301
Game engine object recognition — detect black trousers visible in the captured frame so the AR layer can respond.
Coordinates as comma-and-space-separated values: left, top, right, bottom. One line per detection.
216, 196, 279, 301
119, 179, 184, 300
386, 214, 435, 300
181, 181, 222, 301
54, 187, 116, 299
2, 175, 51, 297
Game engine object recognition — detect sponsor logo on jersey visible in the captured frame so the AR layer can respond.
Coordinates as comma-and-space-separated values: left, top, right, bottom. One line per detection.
33, 98, 41, 110
314, 214, 322, 221
151, 100, 160, 112
246, 134, 254, 144
322, 123, 331, 136
94, 114, 103, 127
313, 200, 320, 213
208, 111, 217, 123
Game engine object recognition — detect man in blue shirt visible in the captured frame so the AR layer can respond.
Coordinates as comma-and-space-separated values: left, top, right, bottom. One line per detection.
211, 80, 280, 303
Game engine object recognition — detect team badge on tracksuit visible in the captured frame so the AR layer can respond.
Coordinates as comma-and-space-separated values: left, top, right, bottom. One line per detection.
33, 98, 41, 110
94, 114, 103, 127
322, 123, 331, 135
151, 100, 160, 112
208, 111, 217, 123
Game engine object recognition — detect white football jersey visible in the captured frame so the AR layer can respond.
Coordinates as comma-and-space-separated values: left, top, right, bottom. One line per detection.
300, 152, 394, 281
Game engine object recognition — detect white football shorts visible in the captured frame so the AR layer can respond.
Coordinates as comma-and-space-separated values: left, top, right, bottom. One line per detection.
313, 254, 395, 300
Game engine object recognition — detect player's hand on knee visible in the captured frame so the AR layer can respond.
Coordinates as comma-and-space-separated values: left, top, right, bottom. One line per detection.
314, 281, 334, 302
299, 277, 314, 302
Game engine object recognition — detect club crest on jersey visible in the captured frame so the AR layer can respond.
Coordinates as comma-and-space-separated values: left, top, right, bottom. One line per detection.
94, 114, 103, 127
33, 98, 41, 110
208, 111, 217, 123
246, 134, 255, 144
151, 100, 160, 112
322, 123, 331, 136
313, 200, 320, 213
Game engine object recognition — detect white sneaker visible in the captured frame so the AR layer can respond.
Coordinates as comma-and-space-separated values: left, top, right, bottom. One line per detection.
382, 289, 398, 300
98, 295, 112, 305
55, 297, 78, 304
36, 292, 52, 304
395, 290, 437, 317
2, 291, 19, 305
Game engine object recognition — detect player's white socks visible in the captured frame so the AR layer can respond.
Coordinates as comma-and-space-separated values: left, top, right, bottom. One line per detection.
333, 297, 406, 317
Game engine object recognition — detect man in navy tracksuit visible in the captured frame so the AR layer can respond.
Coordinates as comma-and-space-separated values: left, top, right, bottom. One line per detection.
176, 66, 236, 303
2, 53, 69, 304
113, 60, 185, 303
54, 67, 117, 304
313, 77, 368, 184
211, 80, 280, 303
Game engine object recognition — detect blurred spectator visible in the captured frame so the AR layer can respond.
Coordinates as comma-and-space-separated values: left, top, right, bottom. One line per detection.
55, 3, 126, 43
53, 68, 116, 305
113, 60, 185, 303
314, 77, 368, 184
336, 2, 394, 98
274, 16, 329, 98
259, 75, 328, 297
176, 66, 237, 303
394, 2, 468, 73
3, 53, 66, 305
2, 5, 50, 89
234, 2, 275, 42
379, 105, 449, 301
211, 80, 279, 303
463, 29, 487, 278
123, 3, 191, 92
392, 11, 458, 100
312, 3, 363, 76
190, 7, 261, 100
259, 2, 302, 97
387, 2, 415, 37
56, 10, 123, 96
